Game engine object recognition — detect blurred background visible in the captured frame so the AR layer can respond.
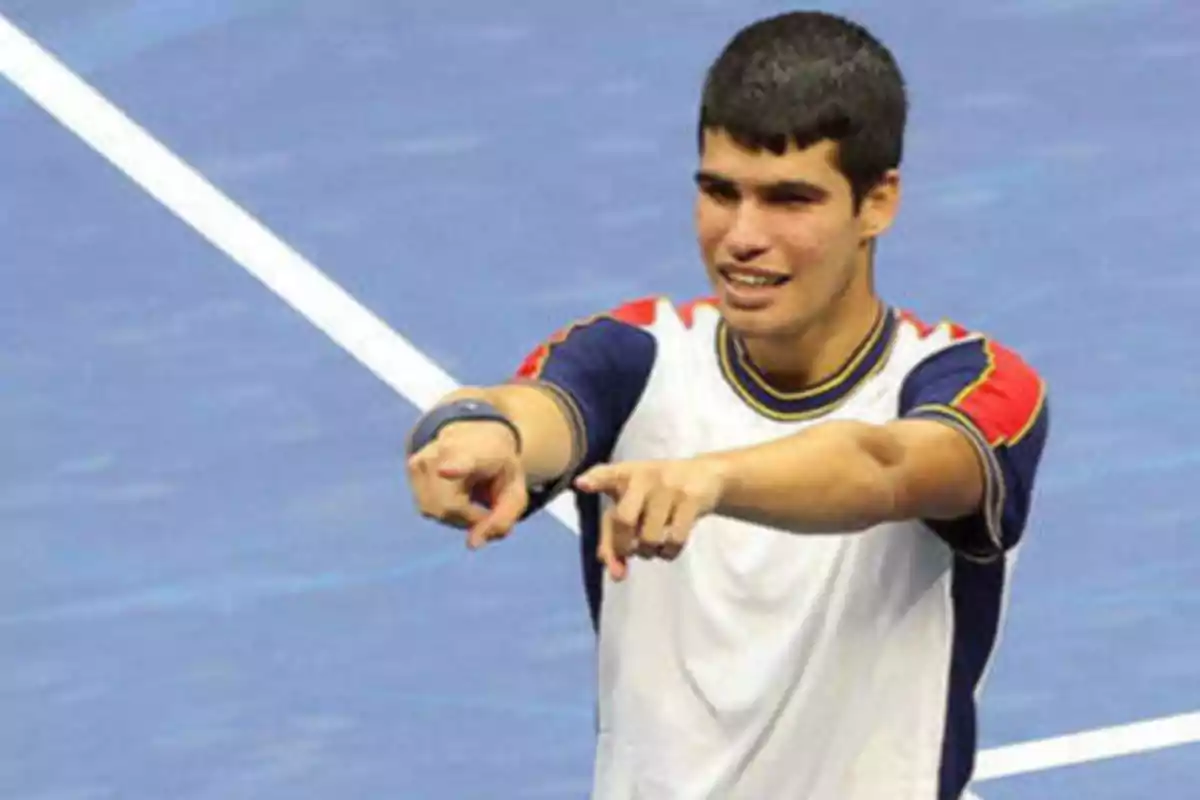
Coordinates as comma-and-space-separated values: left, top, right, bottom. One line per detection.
1, 1, 1197, 797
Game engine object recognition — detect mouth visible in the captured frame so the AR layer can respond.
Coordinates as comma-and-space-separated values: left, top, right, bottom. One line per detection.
718, 265, 791, 288
717, 265, 791, 310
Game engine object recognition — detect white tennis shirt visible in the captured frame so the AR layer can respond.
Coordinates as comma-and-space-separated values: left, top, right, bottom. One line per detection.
514, 297, 1049, 800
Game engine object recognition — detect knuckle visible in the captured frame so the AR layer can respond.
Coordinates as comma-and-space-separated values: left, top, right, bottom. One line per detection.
622, 470, 647, 492
421, 503, 448, 521
614, 508, 640, 528
448, 508, 482, 530
614, 517, 638, 534
432, 442, 460, 462
640, 525, 665, 544
427, 482, 455, 502
669, 525, 691, 544
674, 475, 700, 498
660, 477, 691, 501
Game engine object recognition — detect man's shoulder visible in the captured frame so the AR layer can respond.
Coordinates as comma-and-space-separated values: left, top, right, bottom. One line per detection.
595, 294, 720, 331
892, 307, 1044, 381
514, 295, 719, 379
530, 294, 721, 343
891, 307, 1048, 444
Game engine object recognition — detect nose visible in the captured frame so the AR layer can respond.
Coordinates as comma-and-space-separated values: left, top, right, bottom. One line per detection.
724, 203, 770, 263
728, 241, 769, 263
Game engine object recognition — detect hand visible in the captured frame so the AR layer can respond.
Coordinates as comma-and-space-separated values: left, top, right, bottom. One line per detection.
574, 457, 728, 581
406, 421, 528, 550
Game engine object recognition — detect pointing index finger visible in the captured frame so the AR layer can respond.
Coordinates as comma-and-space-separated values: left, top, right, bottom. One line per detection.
575, 464, 627, 495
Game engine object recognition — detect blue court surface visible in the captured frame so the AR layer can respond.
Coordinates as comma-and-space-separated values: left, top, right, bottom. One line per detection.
2, 1, 1197, 798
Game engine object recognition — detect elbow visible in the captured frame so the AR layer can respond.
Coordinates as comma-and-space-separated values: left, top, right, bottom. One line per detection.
842, 466, 904, 532
811, 450, 902, 533
874, 465, 910, 526
850, 425, 909, 528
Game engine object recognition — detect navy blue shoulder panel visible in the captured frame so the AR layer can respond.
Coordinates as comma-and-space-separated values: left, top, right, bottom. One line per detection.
513, 303, 658, 515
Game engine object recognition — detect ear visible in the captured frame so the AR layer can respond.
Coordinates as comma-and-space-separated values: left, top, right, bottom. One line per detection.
858, 170, 901, 241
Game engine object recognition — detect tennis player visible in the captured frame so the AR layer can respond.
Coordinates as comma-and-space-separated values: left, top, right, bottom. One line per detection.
405, 10, 1049, 799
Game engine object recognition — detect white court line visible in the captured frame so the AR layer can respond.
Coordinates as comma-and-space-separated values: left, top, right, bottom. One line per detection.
0, 12, 584, 524
1, 11, 1194, 784
975, 710, 1200, 781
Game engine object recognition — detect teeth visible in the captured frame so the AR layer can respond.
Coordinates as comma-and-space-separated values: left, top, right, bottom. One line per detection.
726, 272, 780, 287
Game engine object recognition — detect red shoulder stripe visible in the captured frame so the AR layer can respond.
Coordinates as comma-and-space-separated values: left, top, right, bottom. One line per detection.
610, 297, 660, 327
954, 340, 1045, 446
677, 296, 717, 329
899, 309, 971, 341
515, 297, 660, 380
516, 342, 552, 379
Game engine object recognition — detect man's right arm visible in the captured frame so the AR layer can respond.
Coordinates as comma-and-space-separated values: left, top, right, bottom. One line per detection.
406, 300, 659, 536
432, 383, 579, 487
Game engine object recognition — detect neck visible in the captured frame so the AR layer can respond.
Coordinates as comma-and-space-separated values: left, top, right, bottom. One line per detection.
740, 290, 883, 393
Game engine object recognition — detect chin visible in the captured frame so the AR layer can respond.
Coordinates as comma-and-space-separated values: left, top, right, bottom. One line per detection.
717, 301, 796, 340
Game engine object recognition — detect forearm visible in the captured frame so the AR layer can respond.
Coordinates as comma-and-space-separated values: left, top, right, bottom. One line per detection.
437, 384, 577, 484
705, 421, 909, 534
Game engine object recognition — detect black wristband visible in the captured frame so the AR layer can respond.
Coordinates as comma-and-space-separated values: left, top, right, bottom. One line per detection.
406, 399, 522, 455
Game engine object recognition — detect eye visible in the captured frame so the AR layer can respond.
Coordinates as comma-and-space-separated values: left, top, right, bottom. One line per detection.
763, 188, 819, 207
698, 178, 740, 204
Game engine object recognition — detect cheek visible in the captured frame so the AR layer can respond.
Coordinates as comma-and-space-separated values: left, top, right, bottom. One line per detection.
694, 202, 728, 261
774, 221, 835, 266
777, 213, 857, 267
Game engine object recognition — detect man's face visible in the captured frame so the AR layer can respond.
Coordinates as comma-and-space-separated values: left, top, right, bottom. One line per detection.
694, 128, 898, 340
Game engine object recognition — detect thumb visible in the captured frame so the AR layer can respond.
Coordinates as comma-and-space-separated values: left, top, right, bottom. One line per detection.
596, 507, 628, 581
468, 477, 529, 550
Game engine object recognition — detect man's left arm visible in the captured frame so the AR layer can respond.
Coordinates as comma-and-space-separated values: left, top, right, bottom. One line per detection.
577, 335, 1049, 577
707, 416, 995, 536
716, 336, 1051, 556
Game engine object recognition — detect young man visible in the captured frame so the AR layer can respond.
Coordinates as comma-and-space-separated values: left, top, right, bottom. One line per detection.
406, 10, 1048, 800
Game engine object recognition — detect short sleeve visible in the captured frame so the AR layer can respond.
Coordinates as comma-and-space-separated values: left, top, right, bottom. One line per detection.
512, 300, 657, 513
899, 337, 1050, 561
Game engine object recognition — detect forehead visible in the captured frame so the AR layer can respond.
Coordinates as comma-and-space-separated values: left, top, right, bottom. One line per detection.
698, 128, 847, 189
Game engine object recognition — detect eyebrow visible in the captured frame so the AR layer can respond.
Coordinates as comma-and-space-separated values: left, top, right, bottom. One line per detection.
694, 170, 830, 199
